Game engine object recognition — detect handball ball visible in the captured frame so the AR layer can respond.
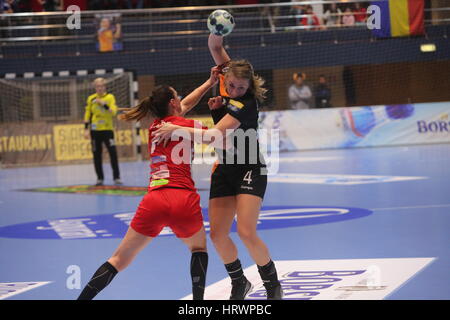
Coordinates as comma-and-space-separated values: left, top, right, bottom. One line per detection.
207, 10, 235, 36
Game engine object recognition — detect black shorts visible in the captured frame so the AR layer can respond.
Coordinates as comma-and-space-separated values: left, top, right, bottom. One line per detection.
209, 164, 267, 200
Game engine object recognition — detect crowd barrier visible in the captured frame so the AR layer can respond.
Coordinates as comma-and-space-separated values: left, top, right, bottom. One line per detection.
1, 102, 449, 167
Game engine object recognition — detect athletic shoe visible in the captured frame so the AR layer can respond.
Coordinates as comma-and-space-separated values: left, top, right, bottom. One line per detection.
265, 283, 283, 300
229, 277, 253, 300
95, 179, 104, 186
114, 179, 123, 185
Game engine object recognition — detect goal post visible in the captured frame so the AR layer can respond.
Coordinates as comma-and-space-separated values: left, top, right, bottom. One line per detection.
0, 71, 139, 167
0, 71, 134, 123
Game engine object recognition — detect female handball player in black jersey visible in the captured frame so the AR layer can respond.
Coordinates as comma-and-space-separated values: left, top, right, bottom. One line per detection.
153, 34, 283, 300
77, 70, 220, 300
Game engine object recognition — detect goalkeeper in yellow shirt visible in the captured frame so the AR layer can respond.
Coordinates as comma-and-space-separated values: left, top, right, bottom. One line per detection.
83, 78, 122, 186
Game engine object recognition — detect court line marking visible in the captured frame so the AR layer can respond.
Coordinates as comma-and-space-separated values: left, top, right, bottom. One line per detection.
265, 173, 427, 185
267, 156, 341, 163
371, 204, 450, 211
0, 281, 52, 300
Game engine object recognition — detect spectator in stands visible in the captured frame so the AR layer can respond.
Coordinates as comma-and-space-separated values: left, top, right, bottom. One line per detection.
88, 0, 101, 10
44, 0, 60, 11
291, 0, 306, 26
61, 0, 87, 10
106, 0, 119, 9
342, 7, 356, 27
288, 72, 312, 110
125, 0, 143, 9
14, 0, 32, 12
323, 3, 342, 27
260, 0, 280, 33
314, 75, 332, 108
83, 77, 122, 186
300, 5, 322, 30
31, 0, 44, 12
354, 2, 368, 26
343, 66, 356, 106
1, 0, 18, 13
87, 0, 118, 10
149, 0, 169, 8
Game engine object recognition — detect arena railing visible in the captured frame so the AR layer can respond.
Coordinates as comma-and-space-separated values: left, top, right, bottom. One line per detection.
0, 0, 447, 45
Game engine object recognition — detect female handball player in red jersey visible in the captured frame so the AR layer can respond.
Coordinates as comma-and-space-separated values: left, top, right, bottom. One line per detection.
153, 34, 283, 300
77, 70, 219, 300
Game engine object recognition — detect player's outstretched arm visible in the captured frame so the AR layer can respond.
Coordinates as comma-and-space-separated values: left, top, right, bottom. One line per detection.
153, 112, 240, 149
180, 66, 220, 117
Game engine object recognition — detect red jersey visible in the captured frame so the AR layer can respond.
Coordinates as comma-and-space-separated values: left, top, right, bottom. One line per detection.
355, 8, 367, 23
147, 116, 205, 192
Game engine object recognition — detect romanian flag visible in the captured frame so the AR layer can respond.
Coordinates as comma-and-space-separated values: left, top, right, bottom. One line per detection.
372, 0, 425, 38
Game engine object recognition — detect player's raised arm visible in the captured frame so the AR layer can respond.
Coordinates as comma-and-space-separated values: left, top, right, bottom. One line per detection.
207, 10, 234, 66
208, 33, 231, 66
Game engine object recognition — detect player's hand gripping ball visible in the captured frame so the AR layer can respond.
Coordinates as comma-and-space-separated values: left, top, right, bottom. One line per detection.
207, 9, 235, 36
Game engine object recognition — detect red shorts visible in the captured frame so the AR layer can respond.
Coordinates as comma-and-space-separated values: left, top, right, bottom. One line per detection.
130, 188, 203, 238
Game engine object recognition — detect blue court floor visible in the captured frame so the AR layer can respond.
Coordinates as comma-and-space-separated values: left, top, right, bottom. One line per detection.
0, 143, 449, 300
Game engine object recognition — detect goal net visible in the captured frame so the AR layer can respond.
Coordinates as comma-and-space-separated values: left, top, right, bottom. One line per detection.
0, 72, 134, 124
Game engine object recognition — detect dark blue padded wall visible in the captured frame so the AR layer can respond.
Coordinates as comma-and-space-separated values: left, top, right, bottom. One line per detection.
1, 26, 449, 76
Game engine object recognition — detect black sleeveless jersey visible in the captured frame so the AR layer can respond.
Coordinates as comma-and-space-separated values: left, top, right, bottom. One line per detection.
210, 91, 265, 166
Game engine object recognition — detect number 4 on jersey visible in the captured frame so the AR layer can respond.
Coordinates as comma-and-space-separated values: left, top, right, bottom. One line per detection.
243, 170, 253, 184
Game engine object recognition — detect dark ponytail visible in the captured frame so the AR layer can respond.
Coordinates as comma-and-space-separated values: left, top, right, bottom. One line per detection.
119, 85, 175, 121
